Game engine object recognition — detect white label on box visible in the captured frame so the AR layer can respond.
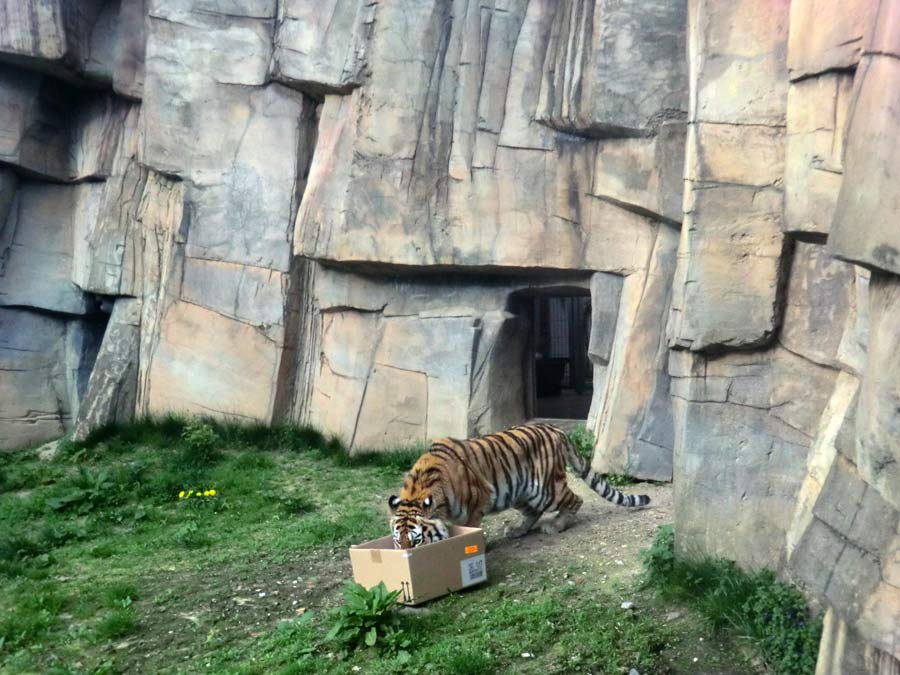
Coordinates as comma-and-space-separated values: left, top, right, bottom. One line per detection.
460, 554, 487, 587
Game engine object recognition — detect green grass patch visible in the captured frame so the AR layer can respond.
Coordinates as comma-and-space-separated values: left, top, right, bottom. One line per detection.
568, 424, 595, 461
641, 524, 822, 675
0, 416, 423, 672
204, 570, 674, 675
569, 425, 637, 486
0, 418, 761, 674
94, 608, 138, 641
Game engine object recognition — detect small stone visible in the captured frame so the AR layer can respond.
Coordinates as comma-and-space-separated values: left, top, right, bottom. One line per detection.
630, 669, 641, 675
258, 592, 266, 598
521, 652, 533, 658
621, 601, 635, 610
693, 657, 699, 663
36, 439, 62, 461
665, 611, 681, 621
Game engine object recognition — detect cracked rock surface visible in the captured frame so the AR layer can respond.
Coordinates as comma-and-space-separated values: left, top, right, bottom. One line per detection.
0, 1, 897, 669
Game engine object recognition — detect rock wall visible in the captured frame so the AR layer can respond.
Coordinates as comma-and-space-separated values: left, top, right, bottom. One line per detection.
0, 0, 897, 668
670, 0, 899, 668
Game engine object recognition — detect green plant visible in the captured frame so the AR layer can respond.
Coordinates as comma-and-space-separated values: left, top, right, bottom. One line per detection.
94, 608, 137, 641
180, 418, 220, 465
325, 581, 411, 658
568, 424, 595, 460
0, 588, 65, 651
45, 467, 116, 514
743, 571, 822, 675
640, 523, 675, 585
278, 493, 317, 515
173, 519, 210, 549
104, 582, 138, 609
606, 473, 636, 486
641, 525, 822, 675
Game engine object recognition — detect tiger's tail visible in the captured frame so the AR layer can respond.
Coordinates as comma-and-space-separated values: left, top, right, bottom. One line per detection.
562, 433, 650, 508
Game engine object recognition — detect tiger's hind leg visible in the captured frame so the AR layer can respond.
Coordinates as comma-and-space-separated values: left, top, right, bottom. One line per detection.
540, 484, 583, 534
504, 505, 544, 539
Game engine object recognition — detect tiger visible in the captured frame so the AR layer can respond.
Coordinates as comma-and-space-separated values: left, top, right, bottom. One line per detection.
390, 514, 449, 550
388, 422, 649, 549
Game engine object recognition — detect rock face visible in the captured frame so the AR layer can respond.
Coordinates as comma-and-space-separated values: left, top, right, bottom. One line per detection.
670, 0, 900, 668
0, 0, 898, 668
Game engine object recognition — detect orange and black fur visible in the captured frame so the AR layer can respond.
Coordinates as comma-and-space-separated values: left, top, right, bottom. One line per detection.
389, 422, 649, 548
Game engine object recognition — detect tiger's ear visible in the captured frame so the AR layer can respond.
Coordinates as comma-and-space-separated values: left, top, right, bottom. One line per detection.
388, 495, 401, 512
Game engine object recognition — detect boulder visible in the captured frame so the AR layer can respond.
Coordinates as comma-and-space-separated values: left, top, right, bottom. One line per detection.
0, 0, 106, 80
271, 0, 369, 94
179, 85, 314, 272
668, 184, 786, 351
536, 0, 688, 136
294, 0, 685, 273
73, 298, 141, 441
671, 346, 838, 569
591, 122, 685, 224
783, 73, 853, 236
0, 64, 133, 182
780, 242, 867, 373
855, 272, 900, 510
829, 53, 900, 275
0, 182, 101, 315
787, 0, 876, 80
180, 258, 285, 331
667, 0, 790, 353
0, 309, 68, 449
143, 299, 283, 422
590, 226, 678, 481
112, 0, 146, 98
690, 0, 789, 126
468, 311, 529, 436
69, 93, 133, 182
142, 8, 316, 271
0, 65, 71, 180
145, 1, 273, 86
77, 103, 146, 296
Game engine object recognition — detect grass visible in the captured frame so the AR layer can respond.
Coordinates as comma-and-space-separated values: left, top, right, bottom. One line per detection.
0, 416, 764, 674
0, 416, 415, 673
641, 525, 822, 675
207, 570, 675, 675
569, 424, 636, 486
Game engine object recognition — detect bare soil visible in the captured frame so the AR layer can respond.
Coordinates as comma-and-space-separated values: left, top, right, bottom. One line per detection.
127, 478, 759, 674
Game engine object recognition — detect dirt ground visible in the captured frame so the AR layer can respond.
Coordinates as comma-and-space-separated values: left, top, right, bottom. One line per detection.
125, 478, 759, 674
482, 477, 674, 582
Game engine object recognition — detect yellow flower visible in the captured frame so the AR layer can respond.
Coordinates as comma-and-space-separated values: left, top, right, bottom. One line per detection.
186, 490, 193, 498
178, 490, 185, 499
209, 489, 216, 496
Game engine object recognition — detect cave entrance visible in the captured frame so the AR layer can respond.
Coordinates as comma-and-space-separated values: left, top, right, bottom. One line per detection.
510, 288, 592, 423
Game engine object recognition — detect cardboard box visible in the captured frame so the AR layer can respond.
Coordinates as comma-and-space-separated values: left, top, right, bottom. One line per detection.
349, 526, 487, 605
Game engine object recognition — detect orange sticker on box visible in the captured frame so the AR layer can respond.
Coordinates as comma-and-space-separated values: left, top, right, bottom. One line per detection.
465, 545, 479, 554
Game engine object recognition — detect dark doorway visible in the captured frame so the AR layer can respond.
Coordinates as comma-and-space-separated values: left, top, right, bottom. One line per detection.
530, 293, 592, 420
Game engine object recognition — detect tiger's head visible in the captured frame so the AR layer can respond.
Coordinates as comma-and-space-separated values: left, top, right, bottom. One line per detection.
388, 494, 434, 549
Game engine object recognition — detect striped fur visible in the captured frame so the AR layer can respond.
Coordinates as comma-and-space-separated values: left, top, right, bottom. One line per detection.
388, 422, 649, 548
390, 513, 449, 550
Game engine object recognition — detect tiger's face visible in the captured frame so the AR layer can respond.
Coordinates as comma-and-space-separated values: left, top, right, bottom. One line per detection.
388, 495, 434, 549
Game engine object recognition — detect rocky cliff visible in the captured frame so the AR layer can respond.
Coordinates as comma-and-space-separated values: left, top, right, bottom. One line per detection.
0, 0, 897, 669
